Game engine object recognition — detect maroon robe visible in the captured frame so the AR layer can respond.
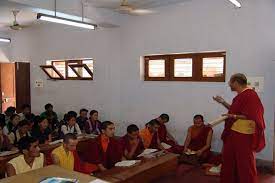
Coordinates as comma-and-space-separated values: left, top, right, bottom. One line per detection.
158, 123, 184, 154
81, 136, 123, 169
120, 135, 145, 159
221, 89, 265, 183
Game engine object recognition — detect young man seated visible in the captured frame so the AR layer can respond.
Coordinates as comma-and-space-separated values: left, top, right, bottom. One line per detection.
31, 116, 52, 144
40, 103, 59, 130
76, 109, 88, 131
82, 121, 122, 171
4, 107, 16, 125
84, 110, 101, 135
6, 136, 45, 176
3, 114, 20, 136
0, 125, 13, 152
51, 133, 97, 174
8, 120, 30, 145
139, 119, 166, 151
183, 114, 213, 163
156, 114, 184, 154
18, 104, 35, 121
120, 124, 144, 160
61, 113, 82, 136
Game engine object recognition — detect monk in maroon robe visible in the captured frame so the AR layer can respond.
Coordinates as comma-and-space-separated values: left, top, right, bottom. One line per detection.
80, 121, 123, 171
213, 73, 265, 183
183, 114, 213, 162
156, 114, 184, 154
120, 124, 145, 160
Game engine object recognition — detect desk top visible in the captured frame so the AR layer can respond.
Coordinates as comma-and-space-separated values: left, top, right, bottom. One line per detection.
97, 153, 178, 181
0, 165, 99, 183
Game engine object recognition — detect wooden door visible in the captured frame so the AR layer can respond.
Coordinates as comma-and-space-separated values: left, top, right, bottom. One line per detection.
15, 62, 30, 113
0, 63, 16, 113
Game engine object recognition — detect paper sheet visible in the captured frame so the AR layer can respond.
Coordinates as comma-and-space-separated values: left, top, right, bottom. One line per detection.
89, 179, 110, 183
49, 139, 63, 145
137, 148, 158, 157
208, 116, 228, 127
209, 165, 221, 173
161, 142, 172, 149
115, 160, 141, 167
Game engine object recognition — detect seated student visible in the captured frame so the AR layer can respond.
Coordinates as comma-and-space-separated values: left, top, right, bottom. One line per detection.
84, 110, 101, 135
31, 116, 52, 144
76, 109, 88, 131
40, 103, 59, 130
156, 114, 184, 154
139, 120, 166, 151
83, 121, 122, 171
4, 107, 16, 125
18, 104, 35, 121
8, 120, 30, 145
51, 133, 97, 174
3, 114, 20, 136
183, 114, 213, 162
6, 136, 45, 176
0, 125, 13, 151
61, 113, 82, 136
120, 124, 144, 160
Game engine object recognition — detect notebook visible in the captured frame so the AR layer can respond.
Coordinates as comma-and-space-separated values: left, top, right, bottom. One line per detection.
115, 160, 141, 167
39, 177, 78, 183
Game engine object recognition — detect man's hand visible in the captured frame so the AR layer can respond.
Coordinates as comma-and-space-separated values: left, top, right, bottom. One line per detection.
213, 96, 225, 104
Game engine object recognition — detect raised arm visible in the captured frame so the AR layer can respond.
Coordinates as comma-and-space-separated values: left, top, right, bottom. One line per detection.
213, 96, 231, 109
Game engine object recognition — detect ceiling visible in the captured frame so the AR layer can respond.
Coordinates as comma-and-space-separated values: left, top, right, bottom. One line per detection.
0, 0, 189, 32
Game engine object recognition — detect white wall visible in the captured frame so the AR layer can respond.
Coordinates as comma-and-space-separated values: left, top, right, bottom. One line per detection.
8, 0, 275, 160
0, 33, 12, 62
119, 0, 275, 160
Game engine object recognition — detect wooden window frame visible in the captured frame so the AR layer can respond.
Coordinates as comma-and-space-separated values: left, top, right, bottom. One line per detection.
40, 65, 64, 80
144, 55, 170, 81
66, 60, 82, 80
69, 64, 93, 80
144, 51, 226, 82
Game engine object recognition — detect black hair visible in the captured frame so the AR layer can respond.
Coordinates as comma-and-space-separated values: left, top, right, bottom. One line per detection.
21, 104, 31, 110
127, 124, 139, 134
67, 111, 77, 118
147, 119, 160, 126
37, 116, 47, 124
80, 108, 88, 113
90, 110, 98, 116
5, 107, 16, 115
45, 103, 53, 110
193, 114, 204, 122
159, 113, 169, 122
65, 113, 76, 122
63, 133, 77, 144
18, 136, 38, 153
17, 120, 30, 128
101, 121, 114, 130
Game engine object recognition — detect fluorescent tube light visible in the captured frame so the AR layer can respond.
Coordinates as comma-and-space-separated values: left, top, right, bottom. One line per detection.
37, 13, 96, 30
0, 37, 11, 43
228, 0, 241, 8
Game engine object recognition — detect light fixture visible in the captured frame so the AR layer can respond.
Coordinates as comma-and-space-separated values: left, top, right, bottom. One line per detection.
37, 0, 96, 30
228, 0, 241, 8
37, 13, 96, 30
0, 37, 11, 43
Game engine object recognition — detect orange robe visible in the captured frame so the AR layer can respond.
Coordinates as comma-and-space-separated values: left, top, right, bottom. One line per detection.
221, 89, 265, 183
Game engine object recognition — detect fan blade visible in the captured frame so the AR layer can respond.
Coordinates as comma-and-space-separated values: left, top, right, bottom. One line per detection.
130, 9, 155, 15
97, 22, 120, 28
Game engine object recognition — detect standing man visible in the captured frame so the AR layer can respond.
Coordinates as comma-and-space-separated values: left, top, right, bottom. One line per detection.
213, 73, 265, 183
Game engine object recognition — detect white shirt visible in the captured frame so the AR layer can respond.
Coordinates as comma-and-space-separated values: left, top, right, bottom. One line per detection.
61, 123, 82, 135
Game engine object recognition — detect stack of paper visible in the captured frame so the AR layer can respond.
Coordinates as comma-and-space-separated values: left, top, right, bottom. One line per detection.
184, 149, 196, 155
115, 160, 141, 167
137, 149, 158, 157
89, 179, 110, 183
161, 142, 172, 149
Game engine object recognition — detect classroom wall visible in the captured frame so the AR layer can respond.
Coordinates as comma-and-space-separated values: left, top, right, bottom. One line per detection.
118, 0, 275, 160
7, 0, 275, 160
0, 33, 12, 62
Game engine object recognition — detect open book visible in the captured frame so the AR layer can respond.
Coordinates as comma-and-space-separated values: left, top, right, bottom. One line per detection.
40, 177, 78, 183
137, 148, 158, 158
115, 160, 141, 167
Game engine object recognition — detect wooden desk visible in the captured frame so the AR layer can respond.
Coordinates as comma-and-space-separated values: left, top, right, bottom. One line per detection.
0, 137, 95, 178
96, 153, 178, 183
0, 165, 99, 183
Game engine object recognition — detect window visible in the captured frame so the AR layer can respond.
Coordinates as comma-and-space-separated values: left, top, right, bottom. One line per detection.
41, 59, 93, 80
144, 52, 226, 82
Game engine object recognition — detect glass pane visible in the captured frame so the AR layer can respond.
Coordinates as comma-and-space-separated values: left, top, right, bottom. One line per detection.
148, 60, 165, 77
72, 66, 92, 78
44, 68, 61, 78
46, 61, 52, 65
82, 60, 94, 73
67, 62, 79, 78
53, 61, 66, 78
174, 58, 192, 77
203, 57, 224, 77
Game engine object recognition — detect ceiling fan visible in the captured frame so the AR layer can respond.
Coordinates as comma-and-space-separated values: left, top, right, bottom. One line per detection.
111, 0, 154, 15
9, 10, 27, 30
